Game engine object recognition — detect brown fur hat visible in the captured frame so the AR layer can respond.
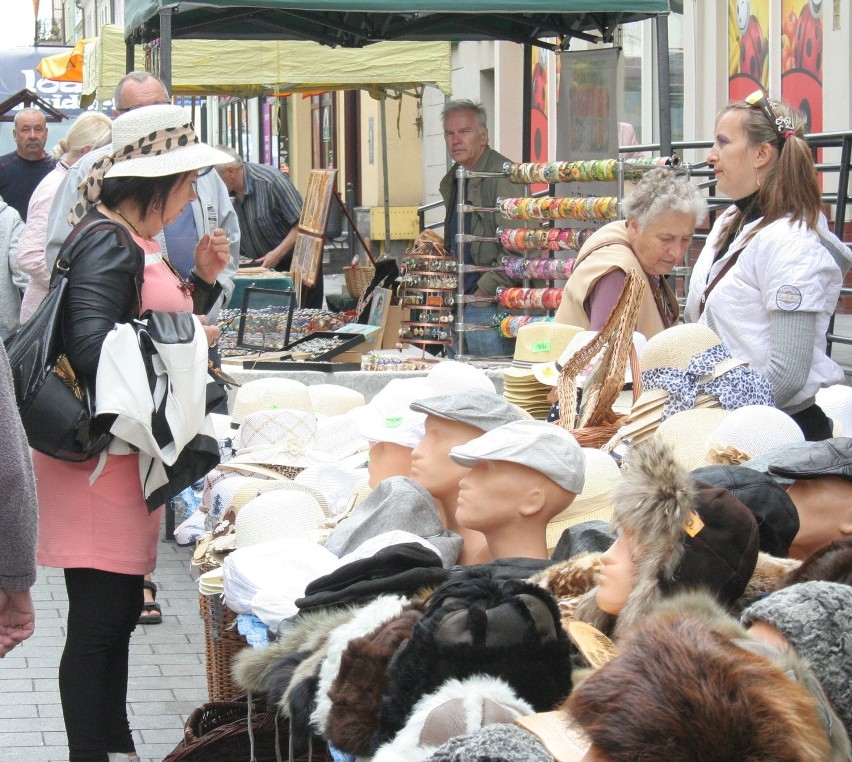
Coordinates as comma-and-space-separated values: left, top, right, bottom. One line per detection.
572, 438, 759, 638
777, 536, 852, 589
326, 603, 425, 756
565, 594, 833, 761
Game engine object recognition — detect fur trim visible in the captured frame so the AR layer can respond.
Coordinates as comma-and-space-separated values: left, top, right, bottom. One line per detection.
310, 595, 408, 734
232, 605, 358, 696
531, 552, 601, 601
609, 438, 697, 638
566, 598, 833, 760
733, 552, 801, 615
326, 604, 425, 756
372, 676, 534, 762
778, 537, 852, 588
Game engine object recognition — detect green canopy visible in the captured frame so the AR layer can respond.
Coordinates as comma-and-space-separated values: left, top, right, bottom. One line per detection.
125, 1, 670, 48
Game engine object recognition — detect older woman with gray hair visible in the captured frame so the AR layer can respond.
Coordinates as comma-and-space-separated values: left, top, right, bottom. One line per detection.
555, 168, 707, 338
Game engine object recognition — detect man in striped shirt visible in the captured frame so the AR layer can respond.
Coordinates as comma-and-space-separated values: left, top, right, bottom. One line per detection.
215, 147, 322, 307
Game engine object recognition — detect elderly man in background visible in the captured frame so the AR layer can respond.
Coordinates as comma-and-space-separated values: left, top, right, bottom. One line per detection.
42, 72, 240, 325
0, 108, 55, 222
214, 146, 323, 308
439, 99, 531, 357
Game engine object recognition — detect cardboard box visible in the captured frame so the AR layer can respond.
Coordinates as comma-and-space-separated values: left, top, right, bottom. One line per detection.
381, 305, 404, 349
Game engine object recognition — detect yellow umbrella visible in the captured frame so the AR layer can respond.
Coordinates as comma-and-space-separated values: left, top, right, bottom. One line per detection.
37, 38, 93, 83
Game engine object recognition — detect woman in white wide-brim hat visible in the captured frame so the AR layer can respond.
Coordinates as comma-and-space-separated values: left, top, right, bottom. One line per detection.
33, 103, 233, 762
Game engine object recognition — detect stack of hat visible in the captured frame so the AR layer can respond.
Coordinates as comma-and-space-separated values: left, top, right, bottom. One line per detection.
503, 322, 583, 419
619, 324, 745, 444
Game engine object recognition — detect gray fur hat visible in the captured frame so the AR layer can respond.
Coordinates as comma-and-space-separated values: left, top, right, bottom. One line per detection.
425, 723, 555, 762
741, 581, 852, 735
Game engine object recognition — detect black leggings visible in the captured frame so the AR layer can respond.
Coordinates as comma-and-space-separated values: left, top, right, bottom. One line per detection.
789, 403, 834, 441
61, 568, 142, 762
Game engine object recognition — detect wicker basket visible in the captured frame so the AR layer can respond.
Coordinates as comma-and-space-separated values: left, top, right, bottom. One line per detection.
163, 700, 331, 762
199, 593, 249, 702
343, 264, 375, 298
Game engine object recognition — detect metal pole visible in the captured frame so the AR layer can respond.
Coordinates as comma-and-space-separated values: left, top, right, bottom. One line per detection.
159, 7, 173, 97
455, 165, 466, 357
346, 181, 356, 262
125, 39, 135, 74
655, 14, 672, 156
379, 93, 391, 251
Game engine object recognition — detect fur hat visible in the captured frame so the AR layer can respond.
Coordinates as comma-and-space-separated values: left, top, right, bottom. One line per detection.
566, 593, 834, 761
375, 573, 572, 746
372, 677, 534, 762
310, 595, 409, 735
573, 438, 759, 638
422, 721, 554, 762
326, 604, 426, 755
776, 537, 852, 588
741, 581, 852, 735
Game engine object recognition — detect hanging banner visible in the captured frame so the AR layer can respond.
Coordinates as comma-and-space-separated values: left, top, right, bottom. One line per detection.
728, 0, 769, 101
529, 45, 549, 193
780, 0, 823, 133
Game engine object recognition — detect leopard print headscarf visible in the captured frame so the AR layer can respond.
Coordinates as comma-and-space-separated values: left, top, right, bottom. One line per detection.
68, 123, 199, 225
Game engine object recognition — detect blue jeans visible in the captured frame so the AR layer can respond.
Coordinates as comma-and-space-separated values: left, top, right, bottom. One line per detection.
451, 303, 516, 358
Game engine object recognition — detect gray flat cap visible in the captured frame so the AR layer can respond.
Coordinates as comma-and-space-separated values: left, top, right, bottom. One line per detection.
450, 419, 585, 494
410, 389, 530, 432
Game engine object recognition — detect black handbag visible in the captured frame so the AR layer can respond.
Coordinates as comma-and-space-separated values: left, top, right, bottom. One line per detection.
4, 219, 120, 461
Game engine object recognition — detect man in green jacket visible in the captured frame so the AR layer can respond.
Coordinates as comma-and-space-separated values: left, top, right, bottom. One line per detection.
439, 100, 528, 357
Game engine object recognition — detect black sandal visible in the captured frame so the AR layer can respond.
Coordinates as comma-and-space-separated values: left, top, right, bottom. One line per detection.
138, 580, 163, 625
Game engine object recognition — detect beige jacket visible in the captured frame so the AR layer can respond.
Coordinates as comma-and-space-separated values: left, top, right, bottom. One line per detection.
554, 220, 677, 339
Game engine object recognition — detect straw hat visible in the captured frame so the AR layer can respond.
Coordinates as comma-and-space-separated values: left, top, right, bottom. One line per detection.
637, 323, 723, 375
511, 322, 584, 366
106, 104, 233, 179
231, 377, 313, 426
653, 408, 731, 471
705, 405, 804, 466
234, 490, 328, 548
231, 478, 330, 516
235, 408, 318, 453
816, 384, 852, 436
305, 414, 369, 466
545, 449, 621, 554
307, 384, 366, 417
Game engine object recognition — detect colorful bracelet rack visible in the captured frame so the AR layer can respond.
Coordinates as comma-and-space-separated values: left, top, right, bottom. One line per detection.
494, 313, 555, 339
496, 287, 563, 310
502, 255, 575, 281
497, 196, 618, 221
498, 227, 592, 252
503, 156, 679, 184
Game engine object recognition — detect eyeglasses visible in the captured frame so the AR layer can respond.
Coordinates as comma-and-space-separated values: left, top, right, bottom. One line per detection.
745, 90, 794, 140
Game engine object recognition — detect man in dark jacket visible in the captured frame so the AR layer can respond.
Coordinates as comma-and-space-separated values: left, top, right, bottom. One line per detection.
439, 100, 529, 357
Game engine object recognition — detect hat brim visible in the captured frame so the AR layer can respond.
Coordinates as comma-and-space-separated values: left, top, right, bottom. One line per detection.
105, 143, 235, 179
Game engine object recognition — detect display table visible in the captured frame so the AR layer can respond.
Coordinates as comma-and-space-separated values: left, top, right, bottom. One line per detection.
220, 362, 506, 413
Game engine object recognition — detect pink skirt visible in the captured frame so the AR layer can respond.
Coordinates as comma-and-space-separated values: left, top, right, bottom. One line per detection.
35, 450, 162, 575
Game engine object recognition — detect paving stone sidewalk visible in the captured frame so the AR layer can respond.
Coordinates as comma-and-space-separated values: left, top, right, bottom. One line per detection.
0, 533, 208, 762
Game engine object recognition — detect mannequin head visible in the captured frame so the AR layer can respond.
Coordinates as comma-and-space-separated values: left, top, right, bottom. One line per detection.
411, 416, 485, 515
787, 477, 852, 560
595, 533, 637, 616
450, 420, 583, 560
368, 441, 416, 486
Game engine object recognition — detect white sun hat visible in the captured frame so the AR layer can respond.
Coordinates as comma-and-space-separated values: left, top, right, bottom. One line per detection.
105, 104, 234, 178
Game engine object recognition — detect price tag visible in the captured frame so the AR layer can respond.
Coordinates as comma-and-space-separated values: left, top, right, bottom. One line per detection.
532, 340, 552, 353
567, 620, 619, 668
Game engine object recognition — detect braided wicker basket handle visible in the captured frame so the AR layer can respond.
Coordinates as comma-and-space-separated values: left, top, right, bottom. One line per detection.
556, 269, 644, 431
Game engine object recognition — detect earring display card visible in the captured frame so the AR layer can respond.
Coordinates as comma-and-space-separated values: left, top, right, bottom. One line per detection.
236, 287, 297, 352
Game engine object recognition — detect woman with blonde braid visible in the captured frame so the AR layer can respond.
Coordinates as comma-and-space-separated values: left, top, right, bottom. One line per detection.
685, 93, 851, 440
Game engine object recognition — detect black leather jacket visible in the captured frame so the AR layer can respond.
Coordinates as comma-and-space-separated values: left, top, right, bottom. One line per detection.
59, 209, 222, 386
